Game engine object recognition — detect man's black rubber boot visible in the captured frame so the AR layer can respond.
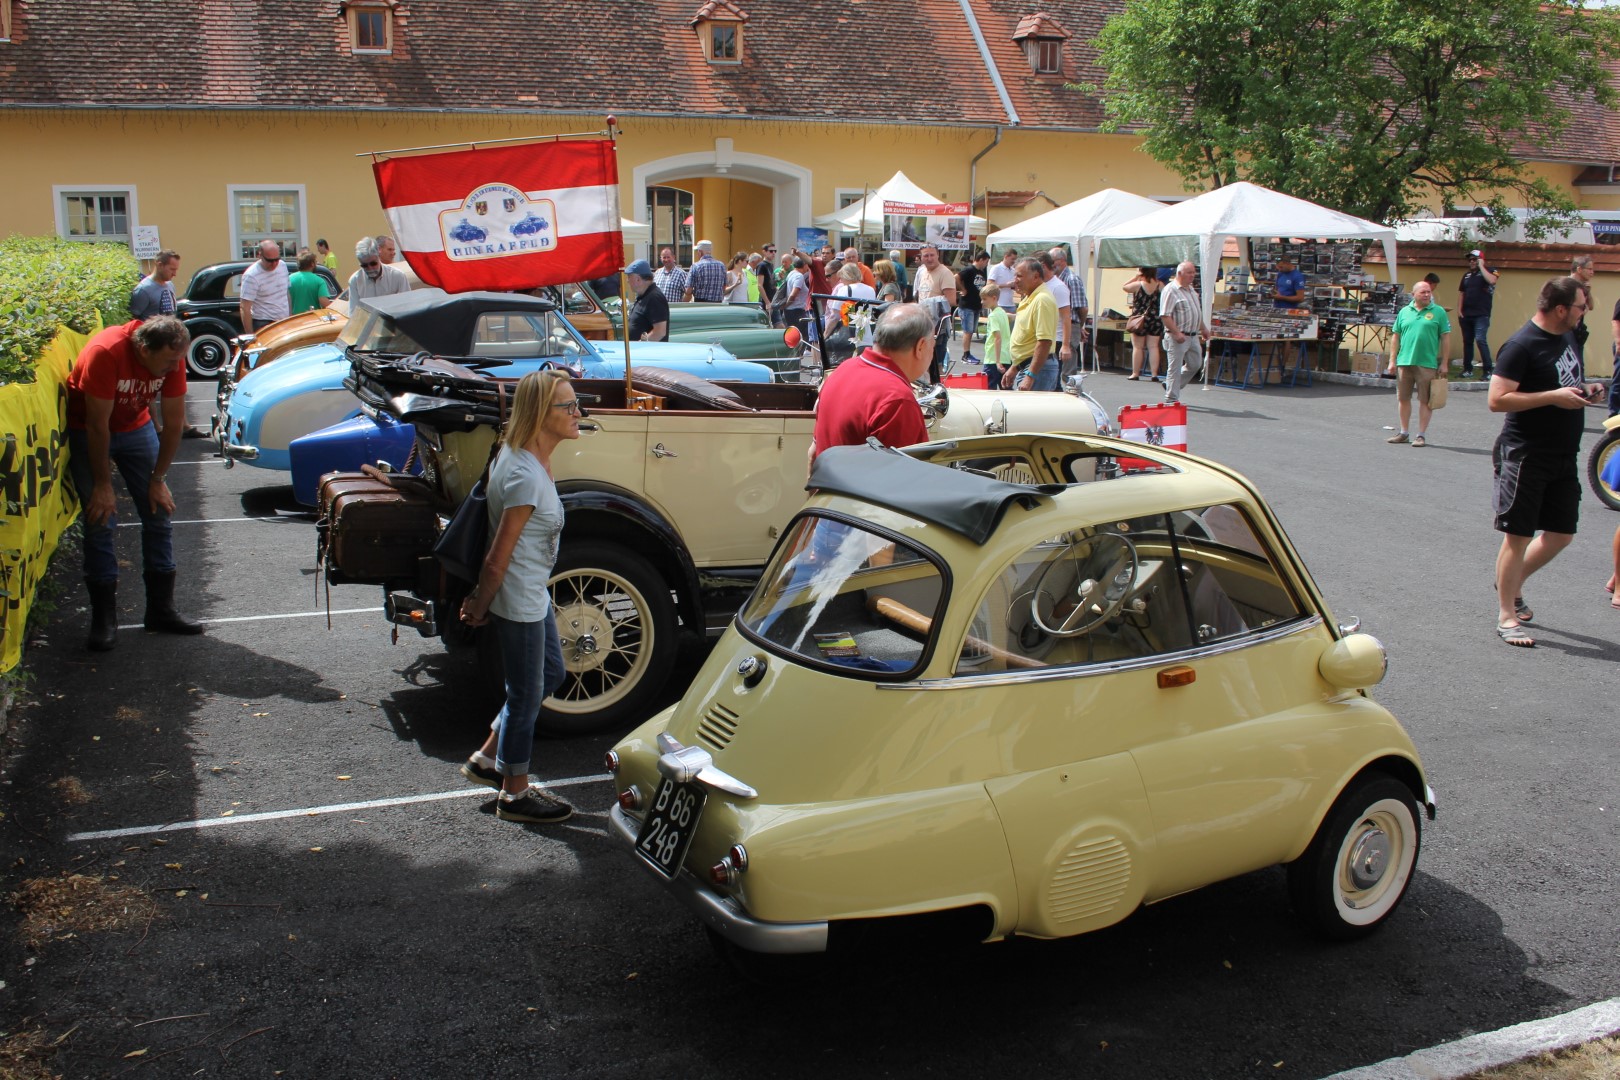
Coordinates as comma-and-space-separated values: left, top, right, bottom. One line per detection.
87, 580, 118, 652
143, 571, 204, 635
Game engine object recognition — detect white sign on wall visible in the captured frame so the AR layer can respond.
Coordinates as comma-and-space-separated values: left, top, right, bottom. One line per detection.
132, 225, 161, 261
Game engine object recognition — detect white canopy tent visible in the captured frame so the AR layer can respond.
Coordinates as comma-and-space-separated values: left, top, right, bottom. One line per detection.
986, 188, 1167, 317
1094, 181, 1398, 327
620, 218, 650, 245
814, 170, 989, 238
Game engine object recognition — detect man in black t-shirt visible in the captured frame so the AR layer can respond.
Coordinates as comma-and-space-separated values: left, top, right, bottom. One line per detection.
957, 251, 988, 363
624, 259, 670, 342
1457, 249, 1499, 379
1487, 276, 1606, 647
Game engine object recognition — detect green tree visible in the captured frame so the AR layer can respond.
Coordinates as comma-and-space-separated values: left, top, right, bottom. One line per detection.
1091, 0, 1620, 233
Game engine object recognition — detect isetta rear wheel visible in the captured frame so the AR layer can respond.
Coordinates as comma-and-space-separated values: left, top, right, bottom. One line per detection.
1585, 427, 1620, 512
1287, 773, 1420, 940
541, 544, 677, 736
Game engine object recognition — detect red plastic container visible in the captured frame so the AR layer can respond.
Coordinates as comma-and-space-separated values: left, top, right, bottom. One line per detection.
1115, 401, 1188, 471
942, 371, 988, 389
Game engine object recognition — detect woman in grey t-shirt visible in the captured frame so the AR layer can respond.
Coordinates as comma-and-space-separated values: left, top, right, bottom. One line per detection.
457, 369, 581, 823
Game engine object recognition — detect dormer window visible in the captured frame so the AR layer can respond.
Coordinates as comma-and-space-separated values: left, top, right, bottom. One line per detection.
691, 0, 748, 65
345, 0, 394, 55
1012, 13, 1071, 75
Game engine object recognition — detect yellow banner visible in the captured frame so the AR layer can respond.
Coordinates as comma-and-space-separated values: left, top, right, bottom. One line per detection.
0, 326, 91, 673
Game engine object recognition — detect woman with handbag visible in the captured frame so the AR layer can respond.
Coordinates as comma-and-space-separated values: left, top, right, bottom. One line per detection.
457, 369, 581, 824
1123, 267, 1164, 381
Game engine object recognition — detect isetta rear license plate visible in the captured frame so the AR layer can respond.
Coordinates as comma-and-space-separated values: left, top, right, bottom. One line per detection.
635, 777, 708, 879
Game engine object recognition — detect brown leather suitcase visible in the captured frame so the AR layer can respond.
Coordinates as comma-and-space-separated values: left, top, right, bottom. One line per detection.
317, 472, 438, 585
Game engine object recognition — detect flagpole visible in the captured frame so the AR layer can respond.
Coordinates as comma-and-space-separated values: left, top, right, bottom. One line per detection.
356, 130, 613, 158
607, 116, 635, 403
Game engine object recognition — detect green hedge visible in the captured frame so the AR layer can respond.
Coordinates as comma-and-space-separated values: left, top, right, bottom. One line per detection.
0, 236, 138, 384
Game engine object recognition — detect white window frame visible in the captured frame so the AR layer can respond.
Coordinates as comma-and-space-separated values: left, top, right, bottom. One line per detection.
227, 184, 308, 260
52, 185, 139, 245
1027, 38, 1063, 74
347, 3, 393, 54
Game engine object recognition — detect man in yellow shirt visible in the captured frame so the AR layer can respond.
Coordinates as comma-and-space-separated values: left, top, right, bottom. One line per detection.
1008, 258, 1058, 391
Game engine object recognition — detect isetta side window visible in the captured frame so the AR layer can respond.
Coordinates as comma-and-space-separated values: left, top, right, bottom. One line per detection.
954, 503, 1306, 676
739, 514, 945, 677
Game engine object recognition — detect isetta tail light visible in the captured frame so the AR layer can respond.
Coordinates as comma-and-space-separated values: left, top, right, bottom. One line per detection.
616, 785, 643, 812
603, 751, 620, 773
709, 844, 749, 887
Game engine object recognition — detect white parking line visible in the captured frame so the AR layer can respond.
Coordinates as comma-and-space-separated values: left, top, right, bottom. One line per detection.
116, 607, 376, 631
119, 516, 308, 527
65, 773, 615, 842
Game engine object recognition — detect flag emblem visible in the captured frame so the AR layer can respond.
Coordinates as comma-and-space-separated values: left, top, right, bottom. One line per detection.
439, 183, 557, 261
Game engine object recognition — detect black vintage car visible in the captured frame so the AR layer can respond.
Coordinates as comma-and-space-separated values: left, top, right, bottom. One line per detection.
175, 260, 341, 378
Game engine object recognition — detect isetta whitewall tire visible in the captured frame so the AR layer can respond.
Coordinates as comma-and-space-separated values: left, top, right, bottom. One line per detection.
1287, 773, 1420, 940
542, 544, 678, 735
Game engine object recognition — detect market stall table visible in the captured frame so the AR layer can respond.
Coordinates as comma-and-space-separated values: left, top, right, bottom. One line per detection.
1211, 337, 1313, 389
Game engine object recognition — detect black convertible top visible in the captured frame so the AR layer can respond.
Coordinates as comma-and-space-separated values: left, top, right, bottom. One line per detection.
808, 440, 1063, 545
352, 288, 558, 356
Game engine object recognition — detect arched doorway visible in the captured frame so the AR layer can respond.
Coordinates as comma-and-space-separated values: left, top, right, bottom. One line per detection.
632, 143, 812, 260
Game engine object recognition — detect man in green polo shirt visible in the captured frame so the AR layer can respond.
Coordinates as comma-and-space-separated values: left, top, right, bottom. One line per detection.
1385, 280, 1451, 447
287, 248, 333, 315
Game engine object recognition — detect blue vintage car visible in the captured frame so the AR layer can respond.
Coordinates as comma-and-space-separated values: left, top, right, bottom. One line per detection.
214, 288, 770, 476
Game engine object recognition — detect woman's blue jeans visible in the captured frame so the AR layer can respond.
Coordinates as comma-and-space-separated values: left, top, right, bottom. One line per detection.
66, 422, 174, 583
489, 610, 565, 777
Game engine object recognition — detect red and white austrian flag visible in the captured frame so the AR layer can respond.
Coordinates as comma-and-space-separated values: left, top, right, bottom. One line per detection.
373, 139, 622, 292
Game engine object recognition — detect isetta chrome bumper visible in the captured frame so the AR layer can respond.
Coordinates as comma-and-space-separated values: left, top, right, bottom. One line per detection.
607, 804, 829, 954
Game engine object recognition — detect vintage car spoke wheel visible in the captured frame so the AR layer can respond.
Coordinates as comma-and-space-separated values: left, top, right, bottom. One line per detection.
541, 544, 677, 736
187, 332, 231, 379
1029, 532, 1139, 638
1287, 773, 1420, 940
1585, 427, 1620, 512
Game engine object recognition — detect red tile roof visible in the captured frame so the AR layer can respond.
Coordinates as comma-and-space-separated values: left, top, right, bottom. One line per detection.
0, 0, 1615, 165
1012, 12, 1071, 40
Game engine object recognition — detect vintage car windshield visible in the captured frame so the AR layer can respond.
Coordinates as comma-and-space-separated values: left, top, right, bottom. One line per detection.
468, 311, 589, 361
352, 314, 429, 355
739, 514, 945, 678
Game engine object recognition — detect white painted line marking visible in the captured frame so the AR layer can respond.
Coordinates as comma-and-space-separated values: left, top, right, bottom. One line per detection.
117, 607, 376, 631
119, 516, 308, 527
66, 773, 614, 842
1320, 995, 1620, 1080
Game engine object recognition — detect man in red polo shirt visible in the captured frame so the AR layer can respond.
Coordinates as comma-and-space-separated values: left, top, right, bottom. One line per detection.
812, 303, 933, 461
66, 315, 204, 651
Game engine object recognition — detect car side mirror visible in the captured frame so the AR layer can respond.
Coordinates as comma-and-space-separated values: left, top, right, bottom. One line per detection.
1318, 632, 1387, 690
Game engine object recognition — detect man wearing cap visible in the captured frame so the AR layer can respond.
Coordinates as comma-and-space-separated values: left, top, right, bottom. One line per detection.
624, 260, 669, 342
684, 240, 726, 303
1458, 249, 1500, 379
1273, 256, 1307, 309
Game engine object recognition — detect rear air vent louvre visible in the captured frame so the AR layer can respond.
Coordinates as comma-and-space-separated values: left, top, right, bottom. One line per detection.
1047, 837, 1131, 923
696, 703, 741, 751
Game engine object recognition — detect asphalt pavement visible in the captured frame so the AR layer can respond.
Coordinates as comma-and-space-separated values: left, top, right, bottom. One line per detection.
2, 359, 1617, 1079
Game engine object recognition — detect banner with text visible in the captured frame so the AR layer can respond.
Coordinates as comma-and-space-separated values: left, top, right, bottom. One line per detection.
884, 201, 970, 251
0, 325, 88, 674
373, 139, 622, 292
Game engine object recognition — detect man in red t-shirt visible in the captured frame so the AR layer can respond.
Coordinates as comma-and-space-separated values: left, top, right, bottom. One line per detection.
811, 303, 933, 462
65, 316, 204, 650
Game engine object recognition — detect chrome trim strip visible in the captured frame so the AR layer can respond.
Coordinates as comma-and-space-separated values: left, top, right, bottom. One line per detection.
881, 615, 1324, 691
1423, 784, 1438, 821
656, 731, 757, 799
607, 805, 829, 954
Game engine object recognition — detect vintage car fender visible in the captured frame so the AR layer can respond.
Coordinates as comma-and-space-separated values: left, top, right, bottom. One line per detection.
218, 343, 353, 470
231, 303, 350, 382
554, 482, 705, 630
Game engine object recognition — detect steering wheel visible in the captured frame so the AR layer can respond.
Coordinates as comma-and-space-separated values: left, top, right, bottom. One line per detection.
1029, 532, 1140, 638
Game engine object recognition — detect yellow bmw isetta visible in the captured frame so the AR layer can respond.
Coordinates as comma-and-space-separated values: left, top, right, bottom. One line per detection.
606, 432, 1436, 960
